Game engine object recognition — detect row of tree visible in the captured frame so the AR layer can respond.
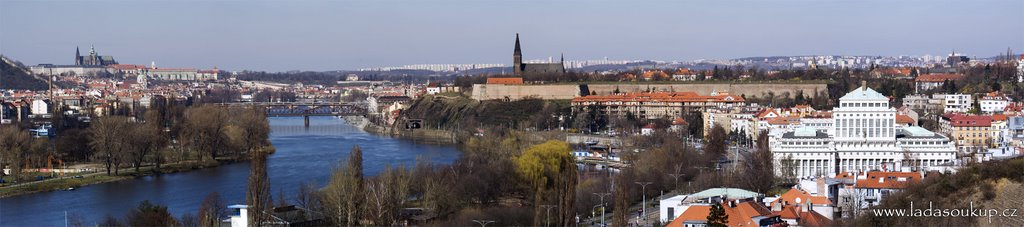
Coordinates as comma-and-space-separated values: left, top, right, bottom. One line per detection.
0, 104, 270, 181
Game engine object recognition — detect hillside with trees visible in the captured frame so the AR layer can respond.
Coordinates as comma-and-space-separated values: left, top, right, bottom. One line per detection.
0, 56, 48, 90
850, 158, 1024, 226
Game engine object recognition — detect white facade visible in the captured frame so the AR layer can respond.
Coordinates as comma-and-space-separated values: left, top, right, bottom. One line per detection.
943, 94, 972, 113
979, 96, 1010, 114
227, 205, 249, 227
659, 195, 690, 223
31, 100, 49, 115
771, 86, 958, 179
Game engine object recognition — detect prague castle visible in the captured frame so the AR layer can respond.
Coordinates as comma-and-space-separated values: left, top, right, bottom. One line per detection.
74, 45, 117, 66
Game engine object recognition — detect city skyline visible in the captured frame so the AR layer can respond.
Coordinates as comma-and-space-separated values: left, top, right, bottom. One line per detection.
1, 0, 1022, 72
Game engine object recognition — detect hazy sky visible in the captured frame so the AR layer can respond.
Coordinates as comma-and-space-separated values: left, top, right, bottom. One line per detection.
1, 0, 1022, 71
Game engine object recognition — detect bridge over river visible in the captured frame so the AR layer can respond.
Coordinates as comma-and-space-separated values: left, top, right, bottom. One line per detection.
216, 101, 368, 127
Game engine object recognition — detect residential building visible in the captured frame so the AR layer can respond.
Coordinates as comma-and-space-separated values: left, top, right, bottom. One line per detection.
659, 188, 762, 223
666, 200, 783, 227
914, 73, 962, 93
839, 171, 922, 209
940, 114, 996, 151
979, 92, 1011, 114
571, 91, 745, 120
485, 77, 524, 85
902, 94, 944, 114
943, 93, 972, 113
31, 99, 49, 115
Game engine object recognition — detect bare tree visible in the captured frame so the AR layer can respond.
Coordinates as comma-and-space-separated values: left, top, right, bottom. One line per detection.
89, 116, 131, 175
365, 165, 412, 225
321, 145, 364, 226
246, 146, 272, 227
198, 192, 227, 227
0, 126, 32, 180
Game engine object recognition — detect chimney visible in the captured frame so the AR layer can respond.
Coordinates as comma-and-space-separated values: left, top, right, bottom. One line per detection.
861, 80, 867, 91
771, 202, 783, 212
803, 201, 811, 213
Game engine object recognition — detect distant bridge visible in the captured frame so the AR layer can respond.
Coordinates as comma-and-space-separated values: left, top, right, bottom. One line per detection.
215, 102, 368, 126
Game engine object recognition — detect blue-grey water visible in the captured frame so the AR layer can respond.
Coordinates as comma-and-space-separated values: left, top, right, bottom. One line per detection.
0, 117, 461, 226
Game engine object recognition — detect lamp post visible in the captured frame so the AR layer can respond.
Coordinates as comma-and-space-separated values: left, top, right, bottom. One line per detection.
540, 204, 557, 227
594, 192, 611, 227
540, 203, 557, 227
635, 181, 652, 225
669, 173, 684, 190
472, 220, 495, 227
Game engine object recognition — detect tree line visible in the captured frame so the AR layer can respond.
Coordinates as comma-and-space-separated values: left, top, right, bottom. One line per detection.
0, 103, 270, 181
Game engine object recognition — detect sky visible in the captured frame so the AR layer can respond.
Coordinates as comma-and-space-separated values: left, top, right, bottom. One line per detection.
1, 0, 1022, 72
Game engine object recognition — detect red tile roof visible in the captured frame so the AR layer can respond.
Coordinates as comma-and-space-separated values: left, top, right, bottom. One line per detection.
667, 201, 774, 227
948, 115, 993, 127
992, 114, 1007, 121
915, 73, 963, 82
667, 205, 711, 227
895, 114, 915, 125
772, 188, 832, 206
855, 172, 921, 189
571, 92, 745, 104
486, 77, 524, 85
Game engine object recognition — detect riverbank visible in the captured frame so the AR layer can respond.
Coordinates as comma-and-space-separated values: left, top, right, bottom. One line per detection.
344, 116, 459, 144
0, 159, 231, 198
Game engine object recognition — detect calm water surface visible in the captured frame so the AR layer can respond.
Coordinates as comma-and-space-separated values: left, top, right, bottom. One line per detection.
0, 116, 461, 226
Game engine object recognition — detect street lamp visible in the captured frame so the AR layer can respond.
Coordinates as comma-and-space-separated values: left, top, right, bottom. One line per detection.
593, 192, 611, 227
635, 181, 652, 225
541, 204, 557, 227
472, 220, 495, 227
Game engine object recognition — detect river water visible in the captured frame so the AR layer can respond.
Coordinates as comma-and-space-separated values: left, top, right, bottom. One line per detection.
0, 116, 461, 226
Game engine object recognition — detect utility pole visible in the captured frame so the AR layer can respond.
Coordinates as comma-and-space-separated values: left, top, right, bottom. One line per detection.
594, 192, 611, 227
635, 181, 652, 226
541, 204, 557, 227
472, 220, 495, 227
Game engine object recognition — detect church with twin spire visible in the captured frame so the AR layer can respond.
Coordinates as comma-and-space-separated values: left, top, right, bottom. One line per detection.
512, 33, 565, 76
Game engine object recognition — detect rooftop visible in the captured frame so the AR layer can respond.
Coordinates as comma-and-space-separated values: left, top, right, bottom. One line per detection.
839, 85, 887, 101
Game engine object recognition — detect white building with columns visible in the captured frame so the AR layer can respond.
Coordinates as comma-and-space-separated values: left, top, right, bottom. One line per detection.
772, 84, 958, 179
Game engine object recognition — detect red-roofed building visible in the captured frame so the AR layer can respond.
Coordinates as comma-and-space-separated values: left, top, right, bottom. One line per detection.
915, 73, 963, 92
666, 201, 784, 227
485, 77, 524, 85
844, 171, 922, 209
571, 91, 745, 120
895, 114, 916, 126
940, 114, 998, 149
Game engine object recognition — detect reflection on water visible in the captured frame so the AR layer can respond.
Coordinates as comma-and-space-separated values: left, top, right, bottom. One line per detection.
0, 116, 461, 226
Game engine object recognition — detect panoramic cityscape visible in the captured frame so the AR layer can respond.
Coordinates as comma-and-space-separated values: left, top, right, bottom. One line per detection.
2, 0, 1023, 226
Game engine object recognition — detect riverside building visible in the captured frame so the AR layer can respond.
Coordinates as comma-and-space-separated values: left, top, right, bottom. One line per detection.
771, 83, 957, 179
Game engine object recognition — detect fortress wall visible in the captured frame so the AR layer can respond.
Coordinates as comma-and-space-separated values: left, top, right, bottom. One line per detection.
471, 84, 580, 100
586, 83, 828, 97
471, 83, 828, 100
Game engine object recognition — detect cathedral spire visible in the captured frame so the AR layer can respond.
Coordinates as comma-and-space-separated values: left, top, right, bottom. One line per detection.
514, 33, 521, 55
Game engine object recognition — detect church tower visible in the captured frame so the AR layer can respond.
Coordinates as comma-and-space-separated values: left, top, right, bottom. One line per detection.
513, 33, 522, 76
74, 46, 82, 65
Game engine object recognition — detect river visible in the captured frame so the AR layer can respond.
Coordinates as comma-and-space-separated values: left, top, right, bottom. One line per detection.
0, 116, 462, 226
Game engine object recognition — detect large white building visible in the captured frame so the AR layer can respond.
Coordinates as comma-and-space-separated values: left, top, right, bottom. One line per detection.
771, 85, 958, 179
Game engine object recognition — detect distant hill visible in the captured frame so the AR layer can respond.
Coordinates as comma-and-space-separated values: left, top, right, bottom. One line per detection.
0, 56, 48, 90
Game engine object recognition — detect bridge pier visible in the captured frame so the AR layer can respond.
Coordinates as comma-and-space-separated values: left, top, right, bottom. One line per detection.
304, 115, 310, 128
